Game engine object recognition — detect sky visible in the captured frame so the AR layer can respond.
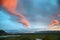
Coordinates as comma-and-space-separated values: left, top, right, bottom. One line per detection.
0, 0, 59, 33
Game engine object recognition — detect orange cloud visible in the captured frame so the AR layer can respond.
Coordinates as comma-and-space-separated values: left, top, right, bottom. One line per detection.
1, 0, 30, 28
